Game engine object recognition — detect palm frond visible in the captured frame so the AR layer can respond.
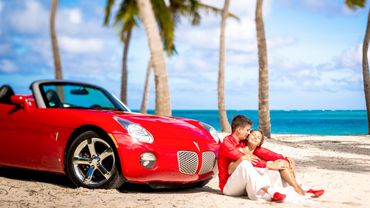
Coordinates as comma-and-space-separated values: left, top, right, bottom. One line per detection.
152, 0, 176, 55
103, 0, 115, 26
198, 3, 240, 21
345, 0, 366, 10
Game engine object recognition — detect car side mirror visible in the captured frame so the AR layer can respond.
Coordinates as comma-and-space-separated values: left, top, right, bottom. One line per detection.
11, 95, 30, 111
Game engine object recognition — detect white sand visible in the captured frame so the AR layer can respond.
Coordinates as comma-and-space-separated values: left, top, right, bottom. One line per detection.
1, 134, 370, 208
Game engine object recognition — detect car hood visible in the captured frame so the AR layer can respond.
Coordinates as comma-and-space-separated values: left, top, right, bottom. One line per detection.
112, 112, 217, 146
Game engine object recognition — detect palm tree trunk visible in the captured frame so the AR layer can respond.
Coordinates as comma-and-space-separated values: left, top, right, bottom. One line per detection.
140, 59, 152, 114
255, 0, 271, 138
136, 0, 171, 116
120, 28, 132, 105
50, 0, 63, 80
362, 9, 370, 134
218, 0, 231, 133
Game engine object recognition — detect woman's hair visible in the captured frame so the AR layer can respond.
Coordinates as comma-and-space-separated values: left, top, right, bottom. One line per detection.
231, 115, 253, 133
249, 129, 265, 147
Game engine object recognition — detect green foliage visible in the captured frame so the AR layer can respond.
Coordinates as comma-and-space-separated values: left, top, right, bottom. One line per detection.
345, 0, 366, 9
103, 0, 115, 26
152, 0, 176, 56
103, 0, 238, 56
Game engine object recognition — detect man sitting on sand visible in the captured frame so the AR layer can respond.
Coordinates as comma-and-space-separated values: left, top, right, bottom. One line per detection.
218, 115, 287, 202
218, 115, 324, 203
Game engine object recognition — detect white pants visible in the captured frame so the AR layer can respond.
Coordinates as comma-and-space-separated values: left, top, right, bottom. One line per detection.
223, 160, 309, 204
223, 160, 282, 200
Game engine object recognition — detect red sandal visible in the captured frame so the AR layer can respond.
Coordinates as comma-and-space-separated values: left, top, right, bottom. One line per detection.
306, 189, 324, 198
271, 192, 286, 202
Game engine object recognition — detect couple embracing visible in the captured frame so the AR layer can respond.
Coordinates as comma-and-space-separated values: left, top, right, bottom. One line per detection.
218, 115, 324, 203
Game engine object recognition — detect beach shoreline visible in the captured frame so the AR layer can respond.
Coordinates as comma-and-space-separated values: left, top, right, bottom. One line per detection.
1, 134, 369, 208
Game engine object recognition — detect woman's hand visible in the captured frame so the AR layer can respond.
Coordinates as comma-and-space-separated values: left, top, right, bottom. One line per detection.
241, 153, 259, 165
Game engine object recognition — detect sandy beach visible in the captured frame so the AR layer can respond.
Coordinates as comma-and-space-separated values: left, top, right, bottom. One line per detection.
1, 133, 370, 208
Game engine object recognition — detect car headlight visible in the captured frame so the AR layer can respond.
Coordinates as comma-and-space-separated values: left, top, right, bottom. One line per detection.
114, 117, 154, 143
200, 122, 220, 143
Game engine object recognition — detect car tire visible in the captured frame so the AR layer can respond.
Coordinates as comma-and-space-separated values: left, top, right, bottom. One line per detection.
65, 130, 124, 189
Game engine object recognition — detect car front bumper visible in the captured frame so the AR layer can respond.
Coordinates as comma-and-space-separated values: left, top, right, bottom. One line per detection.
111, 132, 218, 184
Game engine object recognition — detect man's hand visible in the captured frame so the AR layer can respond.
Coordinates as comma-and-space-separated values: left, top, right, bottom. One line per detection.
240, 153, 259, 165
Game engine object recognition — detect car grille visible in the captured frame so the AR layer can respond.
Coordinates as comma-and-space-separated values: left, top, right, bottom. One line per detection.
177, 151, 216, 175
199, 151, 216, 175
177, 151, 199, 175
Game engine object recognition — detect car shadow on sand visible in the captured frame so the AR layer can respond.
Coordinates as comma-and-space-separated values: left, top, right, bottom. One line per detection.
0, 166, 221, 195
118, 182, 220, 195
0, 166, 74, 188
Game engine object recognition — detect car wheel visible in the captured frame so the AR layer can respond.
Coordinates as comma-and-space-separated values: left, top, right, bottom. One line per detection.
65, 130, 124, 189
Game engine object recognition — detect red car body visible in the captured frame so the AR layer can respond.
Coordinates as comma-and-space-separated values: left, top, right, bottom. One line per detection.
0, 80, 219, 188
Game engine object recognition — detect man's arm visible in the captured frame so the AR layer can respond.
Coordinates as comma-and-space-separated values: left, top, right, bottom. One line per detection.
219, 139, 245, 161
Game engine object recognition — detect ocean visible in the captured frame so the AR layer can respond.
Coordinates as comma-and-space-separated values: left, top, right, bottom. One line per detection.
142, 110, 367, 135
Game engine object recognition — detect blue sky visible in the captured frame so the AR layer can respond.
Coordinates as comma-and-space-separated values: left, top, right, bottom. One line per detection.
0, 0, 369, 110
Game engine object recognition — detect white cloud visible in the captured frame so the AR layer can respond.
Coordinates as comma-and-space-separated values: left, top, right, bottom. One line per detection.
302, 0, 326, 11
0, 43, 11, 55
268, 36, 296, 49
59, 36, 104, 54
0, 60, 18, 73
339, 45, 362, 67
9, 0, 48, 33
68, 9, 82, 24
58, 8, 82, 25
0, 1, 3, 14
176, 0, 274, 57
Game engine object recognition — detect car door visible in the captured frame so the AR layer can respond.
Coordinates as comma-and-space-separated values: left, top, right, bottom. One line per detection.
0, 103, 45, 170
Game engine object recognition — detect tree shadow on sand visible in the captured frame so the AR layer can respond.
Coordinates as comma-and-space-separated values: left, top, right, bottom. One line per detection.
268, 138, 370, 173
270, 138, 370, 156
295, 156, 370, 173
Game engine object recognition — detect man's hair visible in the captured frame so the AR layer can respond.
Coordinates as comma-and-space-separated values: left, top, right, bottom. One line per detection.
231, 115, 253, 132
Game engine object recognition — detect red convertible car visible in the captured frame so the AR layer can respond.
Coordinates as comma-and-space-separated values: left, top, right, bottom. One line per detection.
0, 80, 219, 189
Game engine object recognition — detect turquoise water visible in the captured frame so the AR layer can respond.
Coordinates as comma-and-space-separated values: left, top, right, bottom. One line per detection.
142, 110, 367, 135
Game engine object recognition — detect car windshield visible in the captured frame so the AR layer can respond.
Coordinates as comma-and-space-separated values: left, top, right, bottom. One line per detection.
39, 83, 129, 111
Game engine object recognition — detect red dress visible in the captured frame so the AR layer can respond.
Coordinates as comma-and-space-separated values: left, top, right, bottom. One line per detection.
240, 141, 288, 168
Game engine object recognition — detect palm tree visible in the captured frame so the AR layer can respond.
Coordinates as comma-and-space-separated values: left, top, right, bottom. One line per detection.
255, 0, 271, 138
104, 0, 138, 105
50, 0, 63, 80
105, 0, 236, 114
104, 0, 174, 107
140, 60, 152, 113
218, 0, 231, 132
141, 1, 238, 114
136, 0, 171, 116
345, 0, 369, 134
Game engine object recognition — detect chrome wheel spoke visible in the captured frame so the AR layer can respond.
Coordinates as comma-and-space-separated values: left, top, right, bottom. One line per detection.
72, 136, 115, 186
99, 147, 113, 161
97, 164, 111, 179
83, 166, 96, 184
87, 138, 97, 156
73, 156, 91, 165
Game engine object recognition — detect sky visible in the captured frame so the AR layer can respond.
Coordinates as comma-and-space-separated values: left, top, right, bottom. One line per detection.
0, 0, 369, 110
